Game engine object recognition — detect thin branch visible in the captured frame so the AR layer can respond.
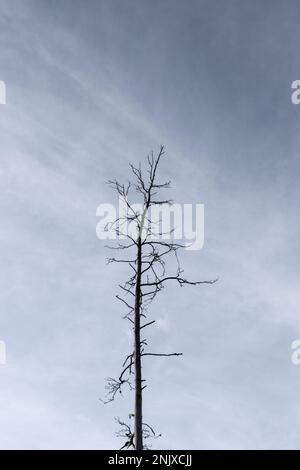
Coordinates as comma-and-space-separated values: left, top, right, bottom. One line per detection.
141, 277, 218, 287
141, 352, 183, 357
140, 320, 156, 330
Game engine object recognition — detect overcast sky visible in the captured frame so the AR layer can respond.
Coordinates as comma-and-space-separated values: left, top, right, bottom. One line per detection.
1, 0, 300, 450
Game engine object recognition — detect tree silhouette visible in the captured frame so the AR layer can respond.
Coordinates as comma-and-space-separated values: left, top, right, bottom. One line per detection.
102, 146, 217, 449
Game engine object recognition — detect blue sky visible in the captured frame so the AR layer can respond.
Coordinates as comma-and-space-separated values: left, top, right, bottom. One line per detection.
1, 0, 300, 449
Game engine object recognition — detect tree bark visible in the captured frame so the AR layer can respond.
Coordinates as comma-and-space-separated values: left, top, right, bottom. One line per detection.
134, 236, 143, 450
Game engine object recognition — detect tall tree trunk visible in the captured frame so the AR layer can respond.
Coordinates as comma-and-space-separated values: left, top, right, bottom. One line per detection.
134, 236, 143, 450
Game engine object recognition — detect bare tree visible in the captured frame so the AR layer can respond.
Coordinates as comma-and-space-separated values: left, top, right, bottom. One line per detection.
102, 146, 217, 450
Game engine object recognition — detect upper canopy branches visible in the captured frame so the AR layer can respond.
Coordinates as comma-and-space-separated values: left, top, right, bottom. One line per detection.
105, 146, 218, 316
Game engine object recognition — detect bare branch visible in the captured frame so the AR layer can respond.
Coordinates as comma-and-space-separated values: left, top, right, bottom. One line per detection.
140, 320, 156, 330
141, 277, 218, 288
142, 352, 183, 358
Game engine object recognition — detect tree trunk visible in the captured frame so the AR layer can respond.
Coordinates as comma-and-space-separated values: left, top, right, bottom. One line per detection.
134, 236, 143, 450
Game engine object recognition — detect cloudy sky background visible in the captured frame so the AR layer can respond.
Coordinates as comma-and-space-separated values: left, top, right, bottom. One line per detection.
1, 0, 300, 449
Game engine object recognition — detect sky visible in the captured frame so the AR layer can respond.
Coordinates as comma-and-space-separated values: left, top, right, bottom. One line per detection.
1, 0, 300, 450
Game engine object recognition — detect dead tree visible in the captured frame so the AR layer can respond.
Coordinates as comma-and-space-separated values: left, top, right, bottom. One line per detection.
102, 146, 217, 450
